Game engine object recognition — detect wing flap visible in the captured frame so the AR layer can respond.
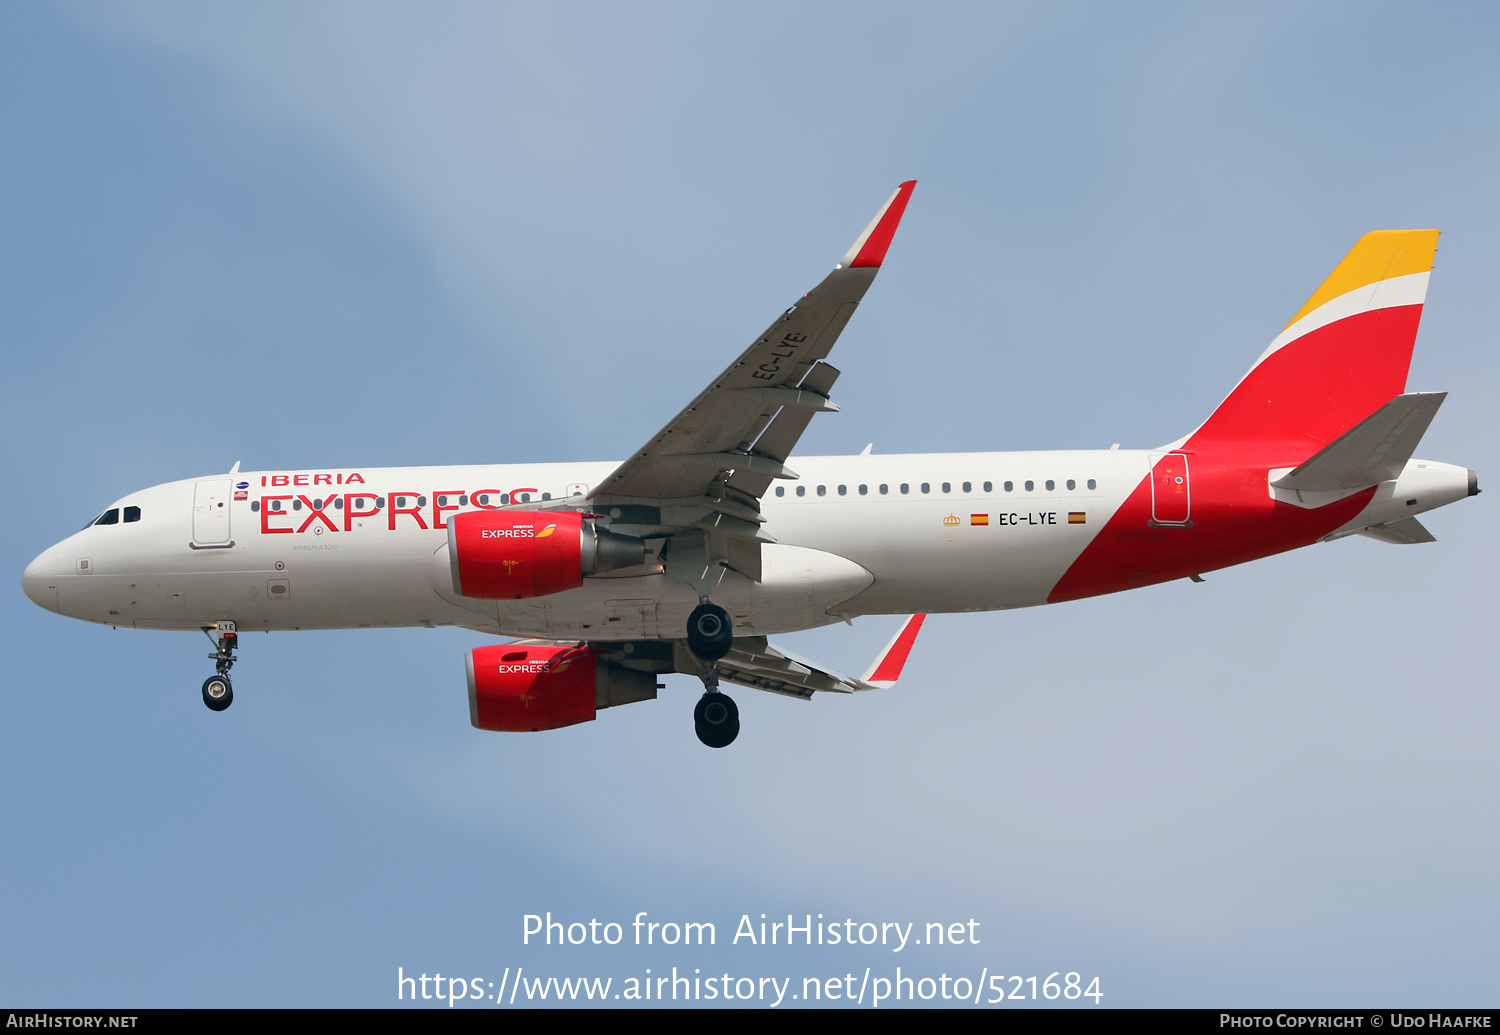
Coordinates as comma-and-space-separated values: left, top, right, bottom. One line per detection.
726, 363, 841, 498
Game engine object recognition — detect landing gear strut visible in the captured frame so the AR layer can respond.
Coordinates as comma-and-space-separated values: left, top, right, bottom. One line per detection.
686, 601, 733, 660
694, 690, 739, 749
201, 622, 238, 712
684, 600, 737, 746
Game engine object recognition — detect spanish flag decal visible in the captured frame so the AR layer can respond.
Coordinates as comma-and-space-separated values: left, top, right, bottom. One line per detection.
1068, 512, 1087, 524
971, 514, 989, 526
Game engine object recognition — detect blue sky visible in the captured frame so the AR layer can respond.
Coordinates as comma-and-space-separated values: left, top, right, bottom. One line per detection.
3, 1, 1497, 1007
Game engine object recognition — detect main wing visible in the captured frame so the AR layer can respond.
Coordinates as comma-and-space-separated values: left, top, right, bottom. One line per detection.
534, 613, 928, 701
717, 613, 928, 699
591, 182, 916, 522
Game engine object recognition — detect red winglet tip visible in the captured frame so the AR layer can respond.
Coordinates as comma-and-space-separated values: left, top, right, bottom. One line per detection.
849, 180, 917, 269
864, 613, 926, 686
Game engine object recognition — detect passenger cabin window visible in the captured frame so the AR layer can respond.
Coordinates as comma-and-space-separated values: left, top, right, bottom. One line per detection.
838, 485, 847, 496
1066, 479, 1076, 490
879, 484, 889, 495
1045, 480, 1055, 491
1025, 481, 1034, 491
920, 483, 930, 493
1088, 479, 1097, 490
124, 506, 141, 523
775, 486, 785, 497
817, 485, 826, 496
94, 509, 119, 526
796, 486, 806, 497
1003, 481, 1013, 492
859, 484, 868, 495
942, 482, 951, 493
983, 481, 992, 492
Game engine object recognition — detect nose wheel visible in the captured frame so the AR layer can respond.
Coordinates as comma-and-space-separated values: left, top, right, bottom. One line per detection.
202, 675, 233, 712
200, 623, 239, 713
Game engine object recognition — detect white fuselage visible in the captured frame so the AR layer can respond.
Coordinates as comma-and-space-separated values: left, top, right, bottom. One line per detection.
23, 448, 1473, 641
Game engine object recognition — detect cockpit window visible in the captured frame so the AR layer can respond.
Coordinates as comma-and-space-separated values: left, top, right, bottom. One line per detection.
94, 509, 119, 526
124, 506, 141, 523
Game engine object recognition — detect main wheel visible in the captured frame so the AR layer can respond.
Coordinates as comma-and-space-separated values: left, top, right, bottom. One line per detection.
686, 602, 734, 660
202, 675, 233, 712
694, 692, 740, 748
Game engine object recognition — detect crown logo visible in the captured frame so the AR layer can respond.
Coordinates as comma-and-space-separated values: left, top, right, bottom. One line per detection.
943, 513, 960, 527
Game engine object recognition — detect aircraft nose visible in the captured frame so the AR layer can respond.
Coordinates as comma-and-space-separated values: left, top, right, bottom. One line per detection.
22, 548, 59, 613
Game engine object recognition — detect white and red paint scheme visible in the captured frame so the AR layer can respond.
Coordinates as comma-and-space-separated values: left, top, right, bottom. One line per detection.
21, 184, 1478, 746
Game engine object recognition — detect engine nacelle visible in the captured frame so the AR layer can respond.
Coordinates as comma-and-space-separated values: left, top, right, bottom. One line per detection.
466, 644, 658, 732
448, 510, 645, 599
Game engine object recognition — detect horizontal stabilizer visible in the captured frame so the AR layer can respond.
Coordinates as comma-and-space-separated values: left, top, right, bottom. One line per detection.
1357, 517, 1437, 545
1272, 392, 1446, 492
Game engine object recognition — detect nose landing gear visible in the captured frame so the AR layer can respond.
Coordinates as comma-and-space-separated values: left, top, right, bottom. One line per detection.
200, 622, 239, 712
202, 674, 233, 711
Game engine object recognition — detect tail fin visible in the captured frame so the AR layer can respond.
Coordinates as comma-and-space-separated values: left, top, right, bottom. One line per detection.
1185, 230, 1439, 454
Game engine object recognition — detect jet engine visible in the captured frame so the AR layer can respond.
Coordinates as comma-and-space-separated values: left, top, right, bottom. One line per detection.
466, 643, 658, 732
448, 510, 645, 599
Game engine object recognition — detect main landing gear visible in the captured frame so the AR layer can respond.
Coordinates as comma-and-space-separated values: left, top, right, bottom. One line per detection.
686, 600, 739, 748
694, 688, 739, 749
686, 600, 733, 660
201, 622, 239, 712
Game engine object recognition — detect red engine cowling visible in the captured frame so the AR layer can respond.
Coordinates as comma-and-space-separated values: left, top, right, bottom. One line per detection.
448, 510, 646, 599
449, 510, 586, 598
466, 643, 658, 732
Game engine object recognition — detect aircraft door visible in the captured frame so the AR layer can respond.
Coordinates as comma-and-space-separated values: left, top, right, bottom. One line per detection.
192, 479, 233, 546
1149, 453, 1191, 525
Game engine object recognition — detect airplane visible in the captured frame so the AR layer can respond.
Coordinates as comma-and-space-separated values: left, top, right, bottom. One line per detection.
20, 181, 1480, 748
